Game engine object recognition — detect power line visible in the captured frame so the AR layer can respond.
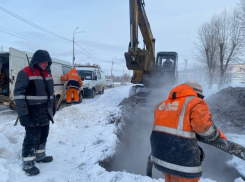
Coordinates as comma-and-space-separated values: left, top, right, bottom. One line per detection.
0, 25, 125, 68
0, 6, 126, 67
114, 62, 125, 67
75, 42, 125, 66
0, 6, 72, 42
75, 43, 112, 64
0, 29, 71, 54
0, 27, 69, 53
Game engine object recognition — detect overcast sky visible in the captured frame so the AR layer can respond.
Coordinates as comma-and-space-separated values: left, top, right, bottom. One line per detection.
0, 0, 239, 76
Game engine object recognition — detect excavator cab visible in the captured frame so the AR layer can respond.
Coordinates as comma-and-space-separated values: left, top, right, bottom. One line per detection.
155, 52, 178, 86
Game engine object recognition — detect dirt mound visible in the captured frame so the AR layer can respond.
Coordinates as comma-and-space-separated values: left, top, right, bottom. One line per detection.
206, 86, 245, 127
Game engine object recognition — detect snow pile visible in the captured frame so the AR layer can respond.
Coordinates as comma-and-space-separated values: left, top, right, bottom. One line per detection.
0, 85, 166, 182
204, 85, 245, 181
0, 84, 241, 182
227, 134, 245, 178
206, 86, 245, 127
128, 85, 145, 97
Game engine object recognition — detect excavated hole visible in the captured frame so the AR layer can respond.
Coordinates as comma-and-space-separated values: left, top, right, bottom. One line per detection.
100, 87, 245, 181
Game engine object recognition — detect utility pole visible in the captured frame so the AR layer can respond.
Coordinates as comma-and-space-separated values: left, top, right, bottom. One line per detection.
73, 27, 78, 67
111, 56, 116, 79
184, 59, 188, 80
184, 59, 188, 70
123, 67, 124, 81
194, 59, 196, 81
73, 27, 84, 67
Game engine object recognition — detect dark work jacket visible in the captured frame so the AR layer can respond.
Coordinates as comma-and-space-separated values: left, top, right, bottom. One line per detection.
14, 66, 55, 127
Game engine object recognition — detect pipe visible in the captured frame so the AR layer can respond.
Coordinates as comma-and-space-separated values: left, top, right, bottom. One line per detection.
146, 153, 153, 177
197, 136, 245, 161
146, 137, 245, 178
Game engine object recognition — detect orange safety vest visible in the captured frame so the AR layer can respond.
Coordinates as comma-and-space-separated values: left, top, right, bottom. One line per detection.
150, 84, 219, 178
61, 68, 83, 90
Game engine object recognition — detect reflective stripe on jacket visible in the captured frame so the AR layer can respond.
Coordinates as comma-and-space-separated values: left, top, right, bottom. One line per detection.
61, 68, 83, 90
150, 84, 219, 178
14, 66, 54, 126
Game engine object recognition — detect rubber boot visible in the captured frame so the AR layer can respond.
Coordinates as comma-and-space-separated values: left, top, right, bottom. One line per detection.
36, 156, 53, 163
22, 160, 40, 176
36, 143, 53, 163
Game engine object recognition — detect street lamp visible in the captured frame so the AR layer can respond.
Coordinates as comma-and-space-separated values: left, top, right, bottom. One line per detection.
73, 27, 84, 67
111, 56, 117, 79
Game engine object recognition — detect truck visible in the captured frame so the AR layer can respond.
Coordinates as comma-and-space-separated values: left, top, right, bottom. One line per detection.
106, 78, 114, 88
0, 47, 78, 110
124, 0, 178, 87
76, 66, 106, 98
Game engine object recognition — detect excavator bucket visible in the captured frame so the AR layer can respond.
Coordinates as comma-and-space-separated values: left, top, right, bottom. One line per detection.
125, 49, 149, 71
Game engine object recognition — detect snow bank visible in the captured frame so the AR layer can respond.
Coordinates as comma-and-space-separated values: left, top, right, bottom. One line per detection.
0, 84, 229, 182
1, 85, 166, 182
226, 134, 245, 179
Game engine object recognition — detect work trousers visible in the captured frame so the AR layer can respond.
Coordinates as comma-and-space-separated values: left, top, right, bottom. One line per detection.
22, 125, 49, 160
66, 88, 79, 104
163, 173, 200, 182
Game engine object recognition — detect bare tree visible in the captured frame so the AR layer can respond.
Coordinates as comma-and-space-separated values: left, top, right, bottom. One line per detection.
236, 0, 245, 57
75, 62, 92, 67
92, 63, 101, 69
237, 0, 245, 29
195, 16, 219, 89
84, 62, 91, 66
227, 64, 245, 83
216, 9, 245, 88
123, 73, 131, 82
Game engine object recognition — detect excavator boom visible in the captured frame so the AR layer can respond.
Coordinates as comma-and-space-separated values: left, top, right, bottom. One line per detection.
125, 0, 155, 84
125, 0, 178, 86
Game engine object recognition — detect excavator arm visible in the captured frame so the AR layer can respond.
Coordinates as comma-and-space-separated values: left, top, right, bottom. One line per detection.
125, 0, 155, 85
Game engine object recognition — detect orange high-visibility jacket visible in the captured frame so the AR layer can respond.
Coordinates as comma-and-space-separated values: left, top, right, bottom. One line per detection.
61, 68, 83, 90
150, 84, 220, 179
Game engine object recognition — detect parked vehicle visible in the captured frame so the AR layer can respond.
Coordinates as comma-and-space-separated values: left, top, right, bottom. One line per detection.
0, 47, 80, 110
120, 81, 126, 85
106, 79, 114, 88
76, 66, 106, 98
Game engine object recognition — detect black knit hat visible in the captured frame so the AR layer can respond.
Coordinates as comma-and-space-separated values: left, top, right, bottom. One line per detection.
30, 50, 52, 73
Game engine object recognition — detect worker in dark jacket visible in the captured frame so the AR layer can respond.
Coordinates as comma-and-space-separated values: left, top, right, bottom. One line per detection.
150, 81, 227, 182
14, 50, 56, 176
162, 58, 173, 70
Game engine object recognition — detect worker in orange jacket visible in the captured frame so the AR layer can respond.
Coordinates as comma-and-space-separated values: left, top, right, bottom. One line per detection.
150, 81, 227, 182
61, 68, 83, 105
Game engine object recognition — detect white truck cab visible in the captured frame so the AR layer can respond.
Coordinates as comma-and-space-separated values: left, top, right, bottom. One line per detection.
76, 66, 106, 98
106, 79, 114, 88
0, 47, 75, 109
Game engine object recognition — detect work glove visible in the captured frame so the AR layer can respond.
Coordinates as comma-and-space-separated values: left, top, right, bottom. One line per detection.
218, 129, 227, 140
19, 115, 31, 126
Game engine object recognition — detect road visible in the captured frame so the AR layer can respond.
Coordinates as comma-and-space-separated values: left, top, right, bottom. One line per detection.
0, 105, 8, 112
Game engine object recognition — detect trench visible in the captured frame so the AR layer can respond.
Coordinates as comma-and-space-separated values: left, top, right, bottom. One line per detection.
102, 89, 244, 181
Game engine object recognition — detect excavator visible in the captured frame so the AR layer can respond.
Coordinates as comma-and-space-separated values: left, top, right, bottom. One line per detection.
124, 0, 178, 87
123, 0, 245, 179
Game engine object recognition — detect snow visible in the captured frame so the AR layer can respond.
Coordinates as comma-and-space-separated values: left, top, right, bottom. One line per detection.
227, 134, 245, 178
0, 84, 244, 182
